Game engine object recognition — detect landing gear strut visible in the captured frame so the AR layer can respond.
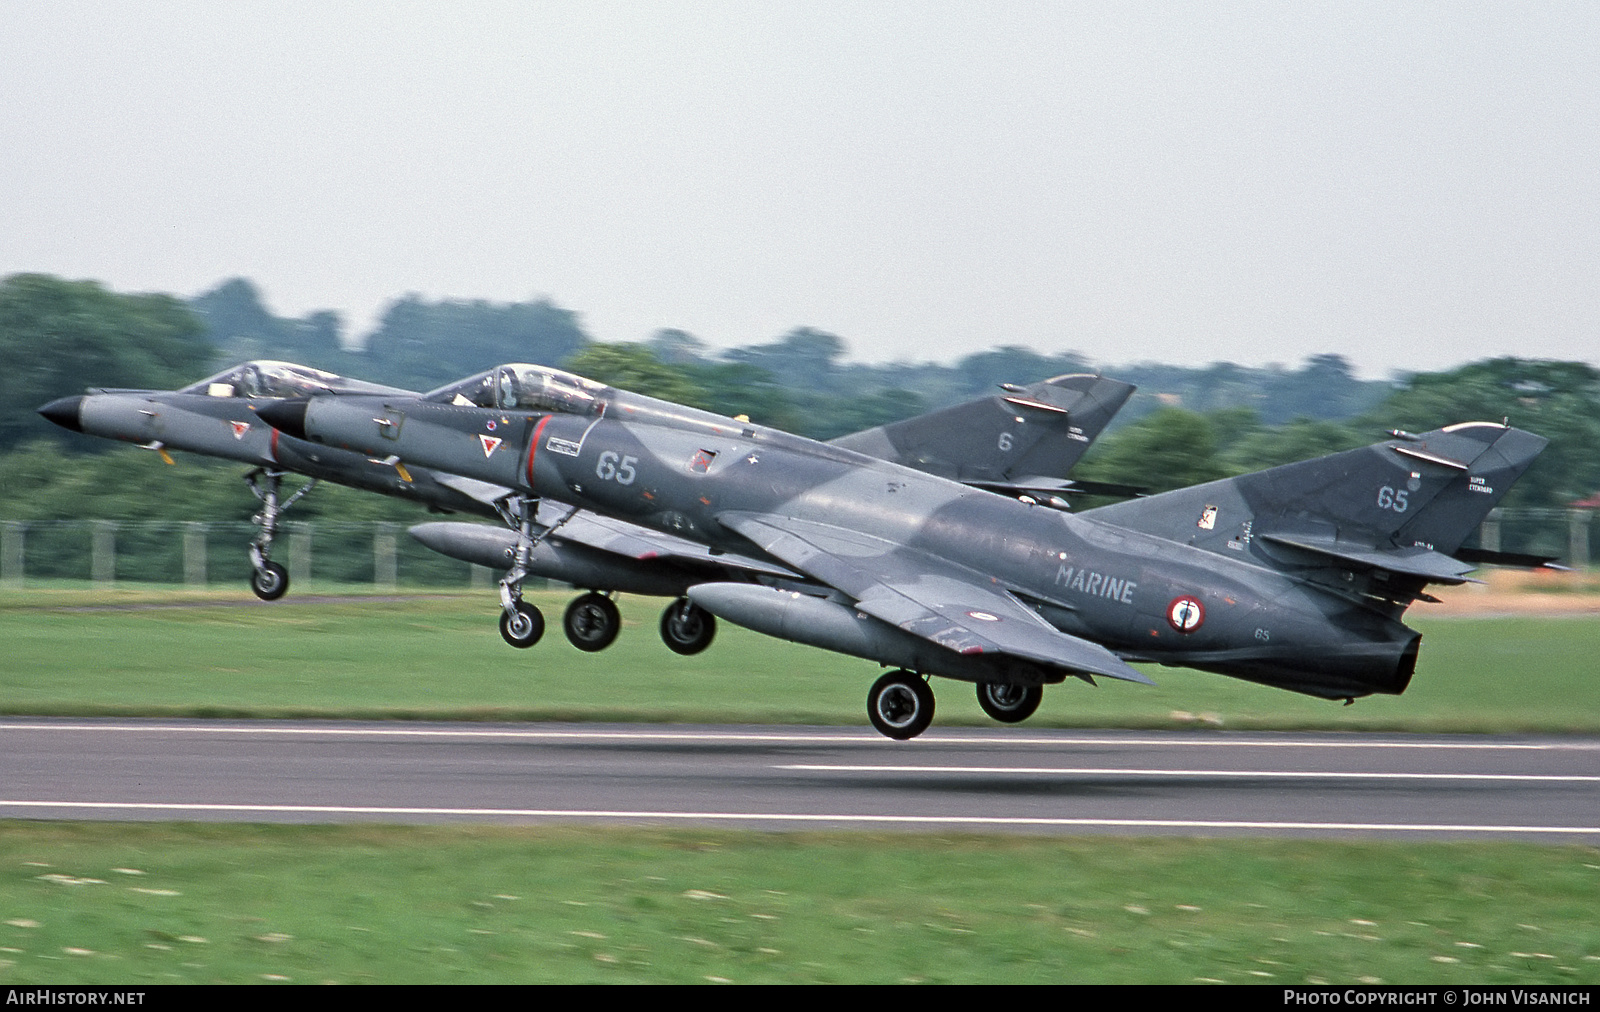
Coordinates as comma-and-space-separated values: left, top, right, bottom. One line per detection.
975, 682, 1043, 724
491, 496, 578, 649
245, 469, 316, 601
867, 669, 935, 740
564, 592, 621, 651
660, 597, 716, 655
494, 495, 546, 648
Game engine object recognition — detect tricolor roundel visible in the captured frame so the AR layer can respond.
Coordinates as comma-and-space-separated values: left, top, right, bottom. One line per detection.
1166, 595, 1204, 634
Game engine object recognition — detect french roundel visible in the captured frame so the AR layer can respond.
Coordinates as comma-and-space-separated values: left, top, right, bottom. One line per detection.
1166, 595, 1204, 634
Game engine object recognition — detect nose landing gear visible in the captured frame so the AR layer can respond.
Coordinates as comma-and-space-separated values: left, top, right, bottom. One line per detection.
245, 469, 316, 601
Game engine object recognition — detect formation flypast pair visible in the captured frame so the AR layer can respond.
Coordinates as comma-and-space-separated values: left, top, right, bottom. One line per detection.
41, 360, 1553, 740
36, 362, 1138, 722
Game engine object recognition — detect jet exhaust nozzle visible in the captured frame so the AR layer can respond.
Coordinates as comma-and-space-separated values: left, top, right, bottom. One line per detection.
37, 396, 85, 433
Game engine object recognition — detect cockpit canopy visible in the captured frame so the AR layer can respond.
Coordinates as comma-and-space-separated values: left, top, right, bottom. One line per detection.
178, 361, 408, 400
424, 364, 606, 415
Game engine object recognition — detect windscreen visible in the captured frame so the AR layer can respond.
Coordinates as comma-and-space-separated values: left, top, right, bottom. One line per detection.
179, 361, 408, 399
424, 364, 605, 414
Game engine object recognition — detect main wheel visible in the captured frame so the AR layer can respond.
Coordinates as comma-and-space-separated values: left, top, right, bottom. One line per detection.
564, 593, 621, 652
976, 682, 1043, 723
660, 598, 716, 655
250, 561, 289, 601
867, 670, 935, 740
499, 601, 545, 648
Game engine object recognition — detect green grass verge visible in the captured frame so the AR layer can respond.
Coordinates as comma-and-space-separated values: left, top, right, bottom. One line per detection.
1, 586, 1598, 732
3, 589, 1597, 986
1, 823, 1596, 985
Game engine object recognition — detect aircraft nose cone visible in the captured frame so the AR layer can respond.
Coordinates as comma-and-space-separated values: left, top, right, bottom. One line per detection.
37, 395, 85, 433
256, 398, 310, 440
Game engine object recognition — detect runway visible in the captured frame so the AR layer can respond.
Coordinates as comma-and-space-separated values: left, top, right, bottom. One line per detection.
3, 719, 1598, 840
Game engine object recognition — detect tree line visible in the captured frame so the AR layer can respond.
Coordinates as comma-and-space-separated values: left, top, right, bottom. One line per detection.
5, 273, 1598, 543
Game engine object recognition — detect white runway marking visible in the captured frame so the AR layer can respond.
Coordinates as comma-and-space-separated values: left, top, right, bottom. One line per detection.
3, 722, 1597, 751
778, 764, 1600, 782
0, 799, 1595, 835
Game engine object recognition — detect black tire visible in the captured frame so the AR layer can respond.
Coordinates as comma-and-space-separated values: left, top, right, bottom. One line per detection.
976, 682, 1043, 724
564, 593, 621, 652
499, 602, 545, 648
867, 670, 935, 740
660, 598, 716, 655
250, 561, 289, 601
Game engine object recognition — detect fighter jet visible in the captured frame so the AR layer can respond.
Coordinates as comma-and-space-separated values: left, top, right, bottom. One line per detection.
35, 361, 478, 600
259, 371, 1553, 739
406, 364, 1136, 653
39, 360, 1134, 656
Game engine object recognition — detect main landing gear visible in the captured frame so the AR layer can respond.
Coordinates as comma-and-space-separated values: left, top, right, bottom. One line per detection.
868, 670, 935, 740
975, 681, 1043, 723
563, 592, 621, 652
487, 498, 721, 657
864, 674, 1048, 740
660, 597, 716, 655
245, 469, 317, 601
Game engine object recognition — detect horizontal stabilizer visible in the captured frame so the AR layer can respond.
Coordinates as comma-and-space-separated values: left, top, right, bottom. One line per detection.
1452, 547, 1568, 571
1258, 534, 1479, 584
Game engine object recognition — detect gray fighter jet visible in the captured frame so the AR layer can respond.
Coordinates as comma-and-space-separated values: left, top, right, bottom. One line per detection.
39, 360, 1133, 656
258, 368, 1554, 739
406, 364, 1136, 653
36, 361, 477, 600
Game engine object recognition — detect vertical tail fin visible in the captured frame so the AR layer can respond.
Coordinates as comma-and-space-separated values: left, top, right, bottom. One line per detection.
830, 374, 1136, 482
1087, 421, 1548, 585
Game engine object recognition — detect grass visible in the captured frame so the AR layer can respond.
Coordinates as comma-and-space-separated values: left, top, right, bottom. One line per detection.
1, 585, 1596, 985
1, 823, 1596, 985
0, 584, 1597, 732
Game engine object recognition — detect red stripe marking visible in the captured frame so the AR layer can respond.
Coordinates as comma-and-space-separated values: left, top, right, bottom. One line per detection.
525, 415, 551, 490
269, 427, 279, 464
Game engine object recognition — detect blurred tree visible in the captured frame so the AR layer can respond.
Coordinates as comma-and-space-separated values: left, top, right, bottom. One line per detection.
191, 278, 346, 371
949, 345, 1093, 399
0, 274, 213, 452
360, 294, 590, 391
724, 327, 847, 392
1366, 358, 1600, 510
792, 387, 927, 442
646, 328, 709, 365
1074, 407, 1229, 494
1220, 417, 1366, 474
684, 361, 802, 432
563, 343, 706, 408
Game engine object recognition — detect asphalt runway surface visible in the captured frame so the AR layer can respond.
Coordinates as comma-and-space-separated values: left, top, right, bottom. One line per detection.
2, 719, 1598, 840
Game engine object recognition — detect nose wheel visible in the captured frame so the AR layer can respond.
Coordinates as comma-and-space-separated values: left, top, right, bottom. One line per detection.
499, 601, 546, 648
249, 561, 289, 601
244, 469, 315, 601
867, 670, 935, 740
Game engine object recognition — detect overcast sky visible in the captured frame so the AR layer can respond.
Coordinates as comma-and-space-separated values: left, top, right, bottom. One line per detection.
3, 2, 1597, 377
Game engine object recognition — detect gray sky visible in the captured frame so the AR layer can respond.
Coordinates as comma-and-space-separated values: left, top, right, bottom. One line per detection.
3, 1, 1597, 378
